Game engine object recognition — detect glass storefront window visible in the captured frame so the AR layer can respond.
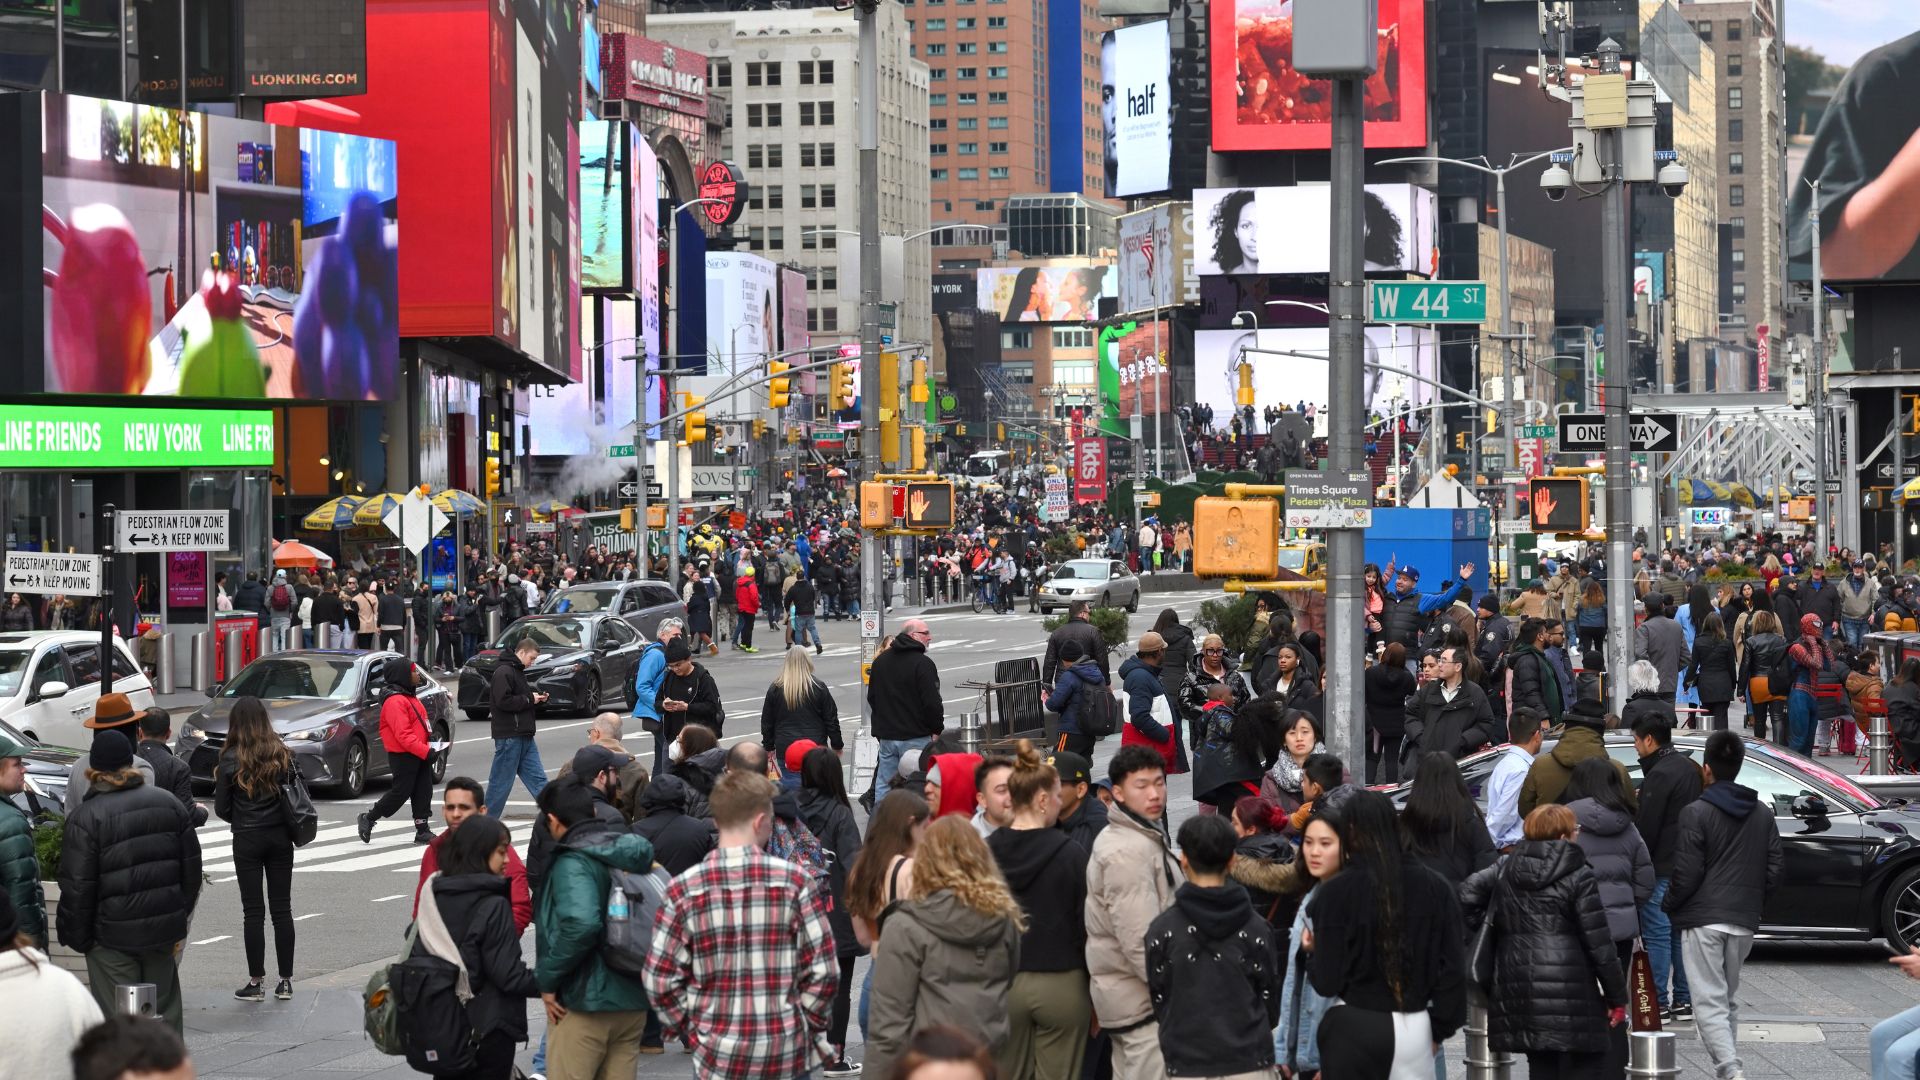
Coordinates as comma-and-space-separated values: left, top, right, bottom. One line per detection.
3, 474, 61, 554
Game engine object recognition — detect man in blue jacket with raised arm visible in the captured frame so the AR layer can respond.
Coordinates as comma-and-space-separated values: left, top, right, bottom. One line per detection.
1374, 562, 1476, 655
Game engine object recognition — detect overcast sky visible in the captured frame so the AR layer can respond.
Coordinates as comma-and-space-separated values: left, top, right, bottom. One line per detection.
1781, 0, 1911, 70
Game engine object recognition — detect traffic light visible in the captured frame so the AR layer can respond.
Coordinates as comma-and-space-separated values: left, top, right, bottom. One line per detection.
903, 481, 955, 528
859, 482, 892, 528
910, 359, 929, 403
910, 427, 927, 471
1455, 432, 1467, 451
831, 363, 854, 409
768, 360, 791, 409
619, 507, 635, 531
1236, 363, 1255, 408
682, 394, 707, 445
1192, 497, 1280, 578
1529, 476, 1591, 533
752, 418, 768, 439
483, 457, 502, 499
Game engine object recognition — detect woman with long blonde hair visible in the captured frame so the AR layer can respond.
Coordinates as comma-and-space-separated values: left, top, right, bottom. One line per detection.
214, 695, 299, 1002
759, 645, 842, 784
865, 816, 1024, 1080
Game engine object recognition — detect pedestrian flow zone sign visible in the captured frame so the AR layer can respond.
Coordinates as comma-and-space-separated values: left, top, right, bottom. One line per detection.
115, 510, 230, 552
4, 551, 102, 596
1556, 411, 1680, 453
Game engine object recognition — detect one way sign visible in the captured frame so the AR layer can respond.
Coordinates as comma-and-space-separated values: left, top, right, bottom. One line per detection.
1557, 412, 1680, 454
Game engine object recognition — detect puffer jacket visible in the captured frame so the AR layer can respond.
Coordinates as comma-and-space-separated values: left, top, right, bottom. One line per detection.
1119, 654, 1188, 773
1620, 689, 1678, 733
864, 890, 1021, 1080
1277, 882, 1333, 1076
1567, 798, 1655, 942
1046, 660, 1108, 736
1460, 841, 1627, 1054
212, 753, 290, 833
1685, 636, 1738, 705
1156, 623, 1197, 703
0, 800, 45, 946
414, 873, 541, 1040
631, 775, 717, 876
1228, 830, 1296, 930
1518, 723, 1634, 818
1146, 883, 1281, 1077
1084, 804, 1181, 1029
1505, 644, 1561, 719
1663, 781, 1784, 932
1848, 670, 1885, 730
1364, 662, 1416, 739
57, 771, 202, 954
1178, 655, 1252, 748
533, 819, 655, 1013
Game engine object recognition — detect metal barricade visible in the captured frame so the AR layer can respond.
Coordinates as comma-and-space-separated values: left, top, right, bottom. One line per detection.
154, 633, 175, 695
958, 712, 984, 756
958, 658, 1047, 751
1626, 1031, 1678, 1079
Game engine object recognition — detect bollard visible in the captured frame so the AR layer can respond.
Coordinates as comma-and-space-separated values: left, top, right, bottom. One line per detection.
189, 631, 210, 691
116, 982, 157, 1018
486, 609, 503, 645
1462, 993, 1513, 1080
288, 625, 304, 652
405, 622, 418, 662
958, 711, 983, 756
154, 633, 175, 695
1626, 1031, 1678, 1079
317, 622, 335, 649
224, 629, 244, 683
1872, 704, 1893, 776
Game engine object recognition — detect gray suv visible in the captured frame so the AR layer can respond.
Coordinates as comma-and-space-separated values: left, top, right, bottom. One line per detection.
540, 580, 687, 641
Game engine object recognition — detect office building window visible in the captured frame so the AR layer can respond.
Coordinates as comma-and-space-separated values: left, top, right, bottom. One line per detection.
1728, 152, 1743, 174
959, 167, 979, 179
1729, 118, 1743, 142
801, 184, 818, 208
930, 142, 947, 154
988, 41, 1008, 53
747, 103, 782, 126
957, 16, 975, 27
1731, 282, 1747, 301
798, 102, 835, 125
1052, 328, 1095, 349
988, 116, 1008, 128
931, 118, 947, 130
959, 142, 978, 153
958, 66, 977, 78
988, 16, 1006, 26
988, 91, 1008, 103
925, 43, 946, 55
957, 117, 978, 130
746, 62, 782, 86
1727, 86, 1741, 109
929, 93, 946, 106
818, 184, 836, 208
925, 18, 945, 28
748, 144, 764, 169
747, 227, 765, 250
1729, 184, 1744, 206
1730, 215, 1745, 236
931, 68, 946, 80
712, 60, 733, 87
1727, 53, 1742, 77
1001, 329, 1033, 349
1694, 20, 1711, 40
988, 166, 1009, 179
958, 41, 976, 53
989, 141, 1007, 153
931, 168, 949, 181
766, 227, 784, 250
1731, 247, 1745, 267
988, 66, 1008, 78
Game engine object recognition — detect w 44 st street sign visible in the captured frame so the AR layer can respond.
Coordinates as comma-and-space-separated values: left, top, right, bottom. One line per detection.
1367, 281, 1488, 324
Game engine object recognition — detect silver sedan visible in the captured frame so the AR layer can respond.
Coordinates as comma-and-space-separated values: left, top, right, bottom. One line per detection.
1037, 559, 1141, 615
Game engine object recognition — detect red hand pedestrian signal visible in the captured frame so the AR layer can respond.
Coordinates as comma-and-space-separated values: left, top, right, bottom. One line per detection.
1529, 477, 1589, 534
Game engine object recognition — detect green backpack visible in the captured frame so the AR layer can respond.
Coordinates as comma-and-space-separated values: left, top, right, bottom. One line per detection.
364, 921, 421, 1055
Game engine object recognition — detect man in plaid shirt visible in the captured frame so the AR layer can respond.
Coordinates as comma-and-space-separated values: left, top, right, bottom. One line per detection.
642, 767, 841, 1079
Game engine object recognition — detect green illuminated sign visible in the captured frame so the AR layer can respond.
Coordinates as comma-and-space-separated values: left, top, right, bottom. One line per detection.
0, 405, 275, 469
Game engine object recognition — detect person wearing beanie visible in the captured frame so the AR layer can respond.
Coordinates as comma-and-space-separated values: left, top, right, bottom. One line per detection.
1475, 593, 1512, 675
59, 729, 202, 1032
358, 656, 437, 845
0, 890, 103, 1080
1518, 697, 1636, 818
63, 693, 155, 816
657, 637, 724, 748
1045, 637, 1109, 759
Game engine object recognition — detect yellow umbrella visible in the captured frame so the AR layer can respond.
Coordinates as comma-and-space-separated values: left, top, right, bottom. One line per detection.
430, 488, 487, 519
1899, 476, 1920, 503
351, 492, 406, 526
302, 495, 366, 531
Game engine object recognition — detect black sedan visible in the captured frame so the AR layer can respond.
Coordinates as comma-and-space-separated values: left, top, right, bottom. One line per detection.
174, 651, 453, 798
1388, 732, 1920, 949
456, 614, 645, 723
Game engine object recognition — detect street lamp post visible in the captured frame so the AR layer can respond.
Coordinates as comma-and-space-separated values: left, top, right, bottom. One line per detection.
660, 196, 734, 586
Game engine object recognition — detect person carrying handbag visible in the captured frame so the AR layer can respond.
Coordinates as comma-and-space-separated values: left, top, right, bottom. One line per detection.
215, 696, 301, 1003
1119, 632, 1188, 774
359, 657, 438, 846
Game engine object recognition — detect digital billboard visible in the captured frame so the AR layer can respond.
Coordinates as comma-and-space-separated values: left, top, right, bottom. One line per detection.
1101, 21, 1171, 198
636, 133, 660, 379
11, 91, 399, 400
1193, 326, 1437, 432
705, 252, 780, 374
493, 0, 581, 376
1192, 184, 1436, 276
1101, 319, 1174, 416
1209, 0, 1426, 153
1786, 30, 1920, 282
580, 120, 631, 293
932, 274, 979, 314
976, 266, 1116, 323
1116, 202, 1198, 314
779, 267, 810, 356
235, 0, 368, 98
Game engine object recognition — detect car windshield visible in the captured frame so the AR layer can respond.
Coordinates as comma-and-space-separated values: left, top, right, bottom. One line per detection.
545, 587, 615, 614
0, 651, 28, 697
223, 657, 361, 700
499, 620, 588, 652
1061, 561, 1107, 579
1277, 549, 1308, 570
1755, 742, 1882, 808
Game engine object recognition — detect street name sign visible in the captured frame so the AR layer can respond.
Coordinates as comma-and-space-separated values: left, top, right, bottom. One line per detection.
1556, 411, 1680, 453
1522, 424, 1556, 439
115, 510, 230, 552
1283, 470, 1373, 529
1368, 281, 1488, 324
4, 552, 101, 596
607, 444, 638, 458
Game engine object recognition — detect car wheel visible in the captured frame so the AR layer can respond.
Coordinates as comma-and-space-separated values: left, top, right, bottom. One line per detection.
1883, 864, 1920, 951
1100, 592, 1111, 608
464, 707, 489, 724
430, 725, 451, 783
335, 738, 368, 799
1126, 589, 1140, 613
580, 674, 602, 717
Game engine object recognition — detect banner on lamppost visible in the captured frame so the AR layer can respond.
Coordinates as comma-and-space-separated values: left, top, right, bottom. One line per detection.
1074, 438, 1108, 503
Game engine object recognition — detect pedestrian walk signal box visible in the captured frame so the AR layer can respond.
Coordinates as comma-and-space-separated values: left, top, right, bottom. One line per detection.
1529, 477, 1590, 534
1192, 497, 1280, 579
860, 481, 956, 530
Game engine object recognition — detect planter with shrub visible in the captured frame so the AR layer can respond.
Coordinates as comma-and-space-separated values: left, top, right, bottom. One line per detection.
33, 821, 86, 985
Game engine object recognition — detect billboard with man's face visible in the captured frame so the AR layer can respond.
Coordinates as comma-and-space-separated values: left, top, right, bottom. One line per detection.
1102, 21, 1172, 199
1787, 29, 1920, 281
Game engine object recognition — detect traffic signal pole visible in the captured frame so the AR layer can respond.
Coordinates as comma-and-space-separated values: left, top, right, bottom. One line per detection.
1597, 59, 1636, 716
858, 0, 887, 722
1326, 72, 1367, 773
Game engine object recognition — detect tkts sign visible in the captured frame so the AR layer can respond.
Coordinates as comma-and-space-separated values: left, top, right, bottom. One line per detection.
1074, 438, 1108, 503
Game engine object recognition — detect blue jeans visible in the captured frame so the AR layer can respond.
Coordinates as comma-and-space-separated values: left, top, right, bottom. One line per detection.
874, 735, 933, 805
1788, 687, 1819, 756
1873, 1002, 1920, 1080
1640, 877, 1690, 1008
1845, 618, 1871, 649
792, 615, 822, 649
485, 736, 547, 818
858, 961, 873, 1039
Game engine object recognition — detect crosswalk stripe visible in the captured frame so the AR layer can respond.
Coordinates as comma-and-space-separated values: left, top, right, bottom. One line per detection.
299, 843, 434, 874
198, 820, 414, 864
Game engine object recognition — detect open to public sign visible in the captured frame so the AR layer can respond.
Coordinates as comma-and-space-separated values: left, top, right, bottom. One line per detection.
699, 161, 748, 227
1074, 438, 1108, 503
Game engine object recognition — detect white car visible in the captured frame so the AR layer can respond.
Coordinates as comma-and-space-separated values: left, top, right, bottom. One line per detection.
1038, 559, 1142, 615
0, 631, 157, 749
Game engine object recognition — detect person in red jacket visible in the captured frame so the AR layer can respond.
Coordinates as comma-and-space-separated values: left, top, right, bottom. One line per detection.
358, 655, 437, 845
735, 565, 762, 654
414, 776, 532, 932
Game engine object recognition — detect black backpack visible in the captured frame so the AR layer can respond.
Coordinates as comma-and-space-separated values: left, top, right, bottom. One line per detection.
389, 952, 476, 1075
1078, 680, 1120, 738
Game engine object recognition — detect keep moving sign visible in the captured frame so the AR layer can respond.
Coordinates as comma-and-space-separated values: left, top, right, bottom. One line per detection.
1103, 21, 1171, 199
4, 552, 102, 597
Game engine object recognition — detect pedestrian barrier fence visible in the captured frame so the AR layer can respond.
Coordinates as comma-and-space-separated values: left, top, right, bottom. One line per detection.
957, 658, 1046, 751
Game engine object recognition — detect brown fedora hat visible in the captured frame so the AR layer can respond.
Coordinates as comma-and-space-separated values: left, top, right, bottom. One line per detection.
84, 692, 139, 729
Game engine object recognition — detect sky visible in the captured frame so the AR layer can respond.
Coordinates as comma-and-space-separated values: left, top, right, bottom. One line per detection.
1782, 0, 1912, 70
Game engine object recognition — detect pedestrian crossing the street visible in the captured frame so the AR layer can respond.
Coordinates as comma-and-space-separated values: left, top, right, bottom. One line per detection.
197, 817, 438, 880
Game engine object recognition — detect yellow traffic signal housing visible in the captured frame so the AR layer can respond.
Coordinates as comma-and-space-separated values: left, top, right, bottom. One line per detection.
768, 361, 792, 409
910, 427, 927, 471
1193, 496, 1280, 578
483, 458, 502, 499
831, 363, 855, 409
753, 419, 768, 439
903, 481, 954, 528
1236, 364, 1255, 408
683, 394, 707, 445
1529, 476, 1590, 533
910, 359, 929, 403
619, 507, 635, 531
647, 505, 666, 529
859, 482, 892, 528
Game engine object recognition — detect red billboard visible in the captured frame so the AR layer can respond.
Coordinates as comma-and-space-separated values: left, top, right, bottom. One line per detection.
1074, 438, 1108, 503
1209, 0, 1426, 152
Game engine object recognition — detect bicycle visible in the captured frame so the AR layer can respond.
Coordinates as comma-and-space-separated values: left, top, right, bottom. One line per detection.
972, 571, 994, 614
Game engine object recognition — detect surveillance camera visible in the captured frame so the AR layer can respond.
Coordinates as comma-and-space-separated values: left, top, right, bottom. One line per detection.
1540, 163, 1571, 203
1657, 161, 1689, 199
1231, 313, 1252, 329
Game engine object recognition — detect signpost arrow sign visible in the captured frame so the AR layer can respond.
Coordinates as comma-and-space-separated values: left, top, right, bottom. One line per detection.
1557, 411, 1680, 454
3, 551, 102, 596
114, 510, 231, 552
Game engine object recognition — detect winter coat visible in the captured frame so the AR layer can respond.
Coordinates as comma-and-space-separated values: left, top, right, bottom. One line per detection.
56, 771, 202, 954
350, 590, 380, 634
212, 753, 290, 833
1803, 581, 1842, 629
526, 783, 628, 902
671, 747, 729, 820
0, 800, 45, 946
1546, 573, 1583, 622
1517, 723, 1634, 819
1045, 661, 1108, 736
864, 890, 1021, 1080
1178, 655, 1253, 747
761, 678, 844, 756
378, 590, 405, 629
867, 633, 946, 741
1850, 670, 1886, 729
1685, 636, 1739, 705
489, 655, 539, 739
1192, 703, 1265, 804
1119, 655, 1188, 774
796, 787, 866, 959
1043, 618, 1110, 686
1405, 814, 1498, 889
987, 826, 1088, 973
1568, 798, 1655, 942
656, 663, 724, 743
1621, 689, 1678, 734
1277, 883, 1333, 1075
1505, 644, 1562, 720
1227, 831, 1295, 928
1056, 794, 1109, 864
1156, 624, 1197, 703
134, 740, 204, 825
1635, 745, 1705, 878
1307, 857, 1468, 1041
1460, 841, 1627, 1054
532, 819, 655, 1013
378, 691, 432, 761
1146, 883, 1281, 1077
630, 775, 717, 876
1084, 804, 1181, 1029
413, 873, 542, 1040
0, 945, 102, 1079
1402, 678, 1499, 762
630, 642, 667, 726
1364, 662, 1417, 740
735, 578, 761, 616
1840, 575, 1879, 621
1633, 615, 1691, 695
1663, 781, 1785, 932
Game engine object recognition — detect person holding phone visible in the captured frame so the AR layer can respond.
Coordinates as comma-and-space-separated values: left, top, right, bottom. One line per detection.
485, 638, 551, 819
